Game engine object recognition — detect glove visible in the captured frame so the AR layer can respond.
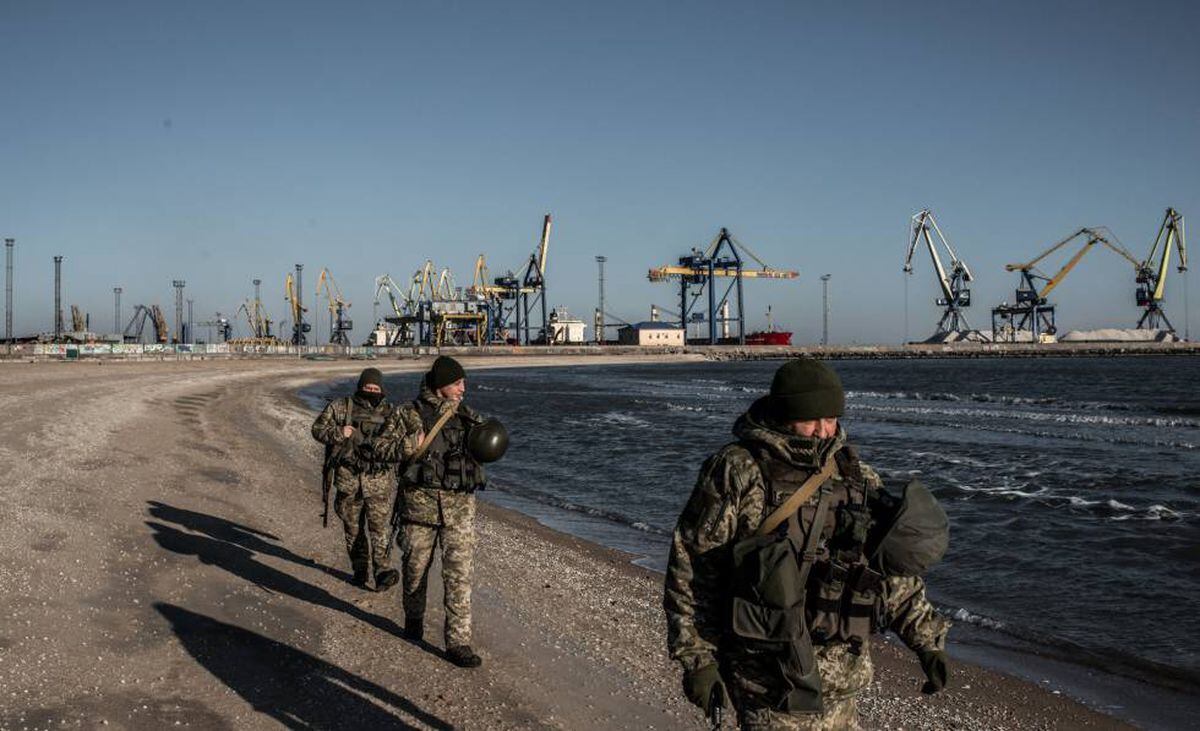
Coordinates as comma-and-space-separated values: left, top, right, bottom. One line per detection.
918, 649, 948, 694
683, 663, 727, 715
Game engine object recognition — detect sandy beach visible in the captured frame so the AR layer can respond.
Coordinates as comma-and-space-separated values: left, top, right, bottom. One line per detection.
0, 357, 1135, 730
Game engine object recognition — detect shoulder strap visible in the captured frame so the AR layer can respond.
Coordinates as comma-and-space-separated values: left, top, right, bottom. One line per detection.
754, 458, 837, 536
342, 396, 354, 427
409, 404, 458, 461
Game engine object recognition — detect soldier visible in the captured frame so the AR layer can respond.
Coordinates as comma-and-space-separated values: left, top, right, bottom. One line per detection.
311, 367, 412, 592
664, 359, 951, 730
395, 356, 489, 668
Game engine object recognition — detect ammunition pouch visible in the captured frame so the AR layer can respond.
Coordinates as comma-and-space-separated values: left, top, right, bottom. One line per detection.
726, 532, 823, 715
806, 559, 883, 652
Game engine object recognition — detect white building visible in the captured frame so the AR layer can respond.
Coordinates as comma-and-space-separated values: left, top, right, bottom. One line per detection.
548, 307, 587, 344
617, 321, 685, 346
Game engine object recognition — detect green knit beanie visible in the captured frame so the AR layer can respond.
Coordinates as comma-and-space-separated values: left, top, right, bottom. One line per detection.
768, 358, 845, 421
426, 355, 466, 390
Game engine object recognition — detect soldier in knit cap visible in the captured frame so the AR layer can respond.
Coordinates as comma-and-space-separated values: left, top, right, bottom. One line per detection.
665, 358, 951, 730
312, 367, 414, 591
395, 356, 490, 668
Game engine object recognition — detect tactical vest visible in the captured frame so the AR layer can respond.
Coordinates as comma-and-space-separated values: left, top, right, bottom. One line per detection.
406, 400, 486, 491
725, 444, 884, 714
330, 397, 392, 476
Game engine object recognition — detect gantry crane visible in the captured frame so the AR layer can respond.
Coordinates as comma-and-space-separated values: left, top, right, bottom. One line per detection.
315, 268, 353, 346
904, 210, 974, 335
368, 273, 412, 346
992, 227, 1139, 342
284, 266, 309, 346
1135, 208, 1188, 331
123, 304, 170, 343
648, 227, 798, 344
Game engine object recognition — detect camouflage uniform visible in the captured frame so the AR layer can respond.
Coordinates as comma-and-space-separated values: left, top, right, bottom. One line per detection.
664, 405, 950, 730
395, 383, 487, 648
311, 395, 414, 580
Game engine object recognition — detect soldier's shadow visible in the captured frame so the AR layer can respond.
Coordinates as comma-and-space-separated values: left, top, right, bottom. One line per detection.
146, 500, 353, 583
156, 603, 452, 730
145, 506, 404, 638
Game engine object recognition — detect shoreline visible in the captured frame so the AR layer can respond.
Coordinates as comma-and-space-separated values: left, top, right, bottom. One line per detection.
287, 359, 1152, 729
0, 357, 1160, 729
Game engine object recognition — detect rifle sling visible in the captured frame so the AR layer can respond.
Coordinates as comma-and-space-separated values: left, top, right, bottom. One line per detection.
754, 458, 837, 537
410, 404, 458, 462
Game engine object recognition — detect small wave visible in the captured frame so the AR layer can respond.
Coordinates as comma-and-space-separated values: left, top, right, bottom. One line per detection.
1111, 504, 1187, 522
665, 402, 707, 413
850, 402, 1200, 429
848, 389, 1150, 413
947, 606, 1006, 631
865, 411, 1200, 450
489, 482, 670, 536
951, 482, 1191, 521
595, 411, 652, 428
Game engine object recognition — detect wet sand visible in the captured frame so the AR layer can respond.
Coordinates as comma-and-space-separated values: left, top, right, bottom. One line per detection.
0, 357, 1133, 729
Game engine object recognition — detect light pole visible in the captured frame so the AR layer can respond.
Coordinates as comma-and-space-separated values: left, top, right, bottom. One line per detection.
113, 287, 122, 335
172, 280, 186, 343
820, 274, 831, 346
595, 255, 607, 345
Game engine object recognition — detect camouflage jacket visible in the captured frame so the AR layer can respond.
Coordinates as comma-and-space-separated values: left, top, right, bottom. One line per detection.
311, 394, 415, 494
394, 383, 487, 526
664, 405, 949, 699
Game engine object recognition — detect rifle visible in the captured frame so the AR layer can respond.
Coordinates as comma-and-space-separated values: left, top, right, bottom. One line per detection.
321, 397, 355, 527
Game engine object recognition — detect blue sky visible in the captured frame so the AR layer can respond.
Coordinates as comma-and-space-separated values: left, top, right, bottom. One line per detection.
2, 0, 1197, 343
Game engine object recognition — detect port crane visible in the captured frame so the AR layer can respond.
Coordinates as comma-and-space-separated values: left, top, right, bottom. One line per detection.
70, 305, 88, 333
1135, 208, 1188, 331
284, 267, 309, 345
992, 227, 1139, 342
315, 268, 353, 345
465, 215, 552, 345
234, 299, 275, 342
903, 210, 974, 335
648, 227, 798, 344
123, 304, 170, 343
193, 314, 232, 343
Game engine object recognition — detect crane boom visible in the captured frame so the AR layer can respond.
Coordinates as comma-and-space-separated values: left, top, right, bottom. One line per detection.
903, 210, 974, 335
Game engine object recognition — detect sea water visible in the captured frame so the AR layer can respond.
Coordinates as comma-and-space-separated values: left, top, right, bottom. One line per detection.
302, 356, 1200, 726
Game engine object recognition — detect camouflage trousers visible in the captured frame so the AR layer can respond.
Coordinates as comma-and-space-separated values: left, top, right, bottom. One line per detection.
333, 472, 395, 578
400, 490, 476, 647
735, 643, 871, 731
738, 696, 860, 731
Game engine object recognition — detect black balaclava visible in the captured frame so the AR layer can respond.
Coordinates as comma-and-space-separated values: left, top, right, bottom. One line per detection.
356, 367, 385, 406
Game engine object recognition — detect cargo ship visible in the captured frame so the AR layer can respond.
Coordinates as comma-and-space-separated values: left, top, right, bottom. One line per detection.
745, 306, 792, 345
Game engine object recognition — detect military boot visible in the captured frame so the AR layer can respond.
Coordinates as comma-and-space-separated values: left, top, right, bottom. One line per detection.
447, 645, 482, 668
374, 569, 399, 592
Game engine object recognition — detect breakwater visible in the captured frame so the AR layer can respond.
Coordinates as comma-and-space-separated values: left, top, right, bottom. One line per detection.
4, 339, 1200, 362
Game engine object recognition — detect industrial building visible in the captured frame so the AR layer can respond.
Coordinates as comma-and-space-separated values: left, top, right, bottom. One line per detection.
617, 321, 685, 346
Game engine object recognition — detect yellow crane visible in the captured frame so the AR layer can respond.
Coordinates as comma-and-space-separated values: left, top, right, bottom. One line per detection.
1004, 227, 1139, 302
1135, 208, 1188, 331
648, 227, 798, 344
315, 268, 353, 345
284, 267, 310, 345
70, 305, 87, 333
993, 227, 1139, 342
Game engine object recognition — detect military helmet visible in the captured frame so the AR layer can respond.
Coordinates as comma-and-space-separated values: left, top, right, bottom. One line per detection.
869, 479, 949, 577
466, 418, 509, 463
